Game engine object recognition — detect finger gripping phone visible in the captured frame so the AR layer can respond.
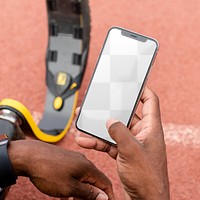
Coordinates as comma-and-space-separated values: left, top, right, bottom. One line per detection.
76, 27, 158, 145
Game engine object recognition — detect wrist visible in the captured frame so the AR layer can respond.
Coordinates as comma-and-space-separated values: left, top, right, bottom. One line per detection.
7, 140, 32, 177
142, 174, 170, 200
127, 171, 170, 200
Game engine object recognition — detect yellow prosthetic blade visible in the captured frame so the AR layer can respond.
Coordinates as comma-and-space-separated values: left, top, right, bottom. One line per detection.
0, 92, 78, 143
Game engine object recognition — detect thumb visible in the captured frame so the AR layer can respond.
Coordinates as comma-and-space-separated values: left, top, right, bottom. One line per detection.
106, 119, 141, 155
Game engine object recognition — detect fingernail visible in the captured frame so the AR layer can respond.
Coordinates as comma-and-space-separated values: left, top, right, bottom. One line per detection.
96, 193, 108, 200
106, 118, 119, 130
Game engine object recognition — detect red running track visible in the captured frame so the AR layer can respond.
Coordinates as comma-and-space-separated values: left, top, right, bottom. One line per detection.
0, 0, 200, 199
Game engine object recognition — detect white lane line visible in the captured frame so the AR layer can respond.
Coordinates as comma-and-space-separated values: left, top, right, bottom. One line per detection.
163, 123, 200, 148
31, 112, 200, 148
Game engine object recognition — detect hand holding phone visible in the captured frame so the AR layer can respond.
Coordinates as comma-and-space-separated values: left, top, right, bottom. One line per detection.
75, 87, 170, 200
76, 27, 158, 144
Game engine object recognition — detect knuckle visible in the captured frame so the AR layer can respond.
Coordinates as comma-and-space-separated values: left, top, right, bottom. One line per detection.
102, 143, 112, 153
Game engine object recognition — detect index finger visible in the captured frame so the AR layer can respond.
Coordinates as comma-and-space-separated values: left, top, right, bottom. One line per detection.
82, 161, 115, 200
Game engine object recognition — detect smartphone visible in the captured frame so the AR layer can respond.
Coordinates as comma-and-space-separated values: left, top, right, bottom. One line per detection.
76, 27, 158, 145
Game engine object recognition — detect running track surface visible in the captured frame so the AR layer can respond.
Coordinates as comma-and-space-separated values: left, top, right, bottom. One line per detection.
0, 0, 200, 199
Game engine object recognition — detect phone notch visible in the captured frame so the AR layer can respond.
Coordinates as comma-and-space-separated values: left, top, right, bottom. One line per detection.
121, 30, 147, 42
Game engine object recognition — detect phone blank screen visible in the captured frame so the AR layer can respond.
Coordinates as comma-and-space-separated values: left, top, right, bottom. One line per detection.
76, 28, 157, 144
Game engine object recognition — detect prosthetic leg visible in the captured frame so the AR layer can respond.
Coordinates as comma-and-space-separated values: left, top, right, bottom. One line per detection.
0, 0, 90, 143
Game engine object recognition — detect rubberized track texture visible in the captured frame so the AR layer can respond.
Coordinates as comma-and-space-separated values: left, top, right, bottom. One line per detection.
0, 0, 200, 199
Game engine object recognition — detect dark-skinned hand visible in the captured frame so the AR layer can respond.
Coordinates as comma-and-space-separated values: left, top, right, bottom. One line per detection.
75, 87, 170, 200
8, 140, 114, 200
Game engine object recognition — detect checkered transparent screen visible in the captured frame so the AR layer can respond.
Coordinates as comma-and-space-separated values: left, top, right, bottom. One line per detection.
77, 28, 157, 143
